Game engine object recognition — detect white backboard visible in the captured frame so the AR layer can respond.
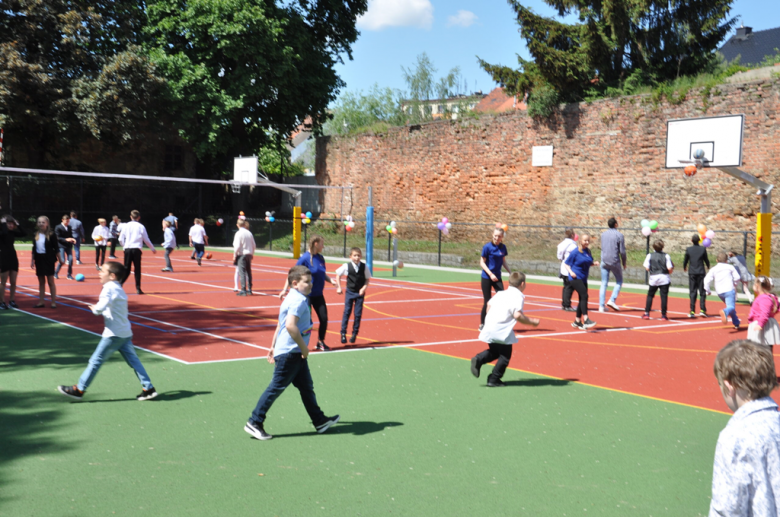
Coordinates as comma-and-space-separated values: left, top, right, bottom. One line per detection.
665, 115, 744, 168
532, 145, 554, 167
233, 156, 258, 183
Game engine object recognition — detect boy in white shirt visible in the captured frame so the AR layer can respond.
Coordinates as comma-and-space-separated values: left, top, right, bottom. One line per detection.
641, 240, 674, 320
188, 218, 208, 266
335, 247, 372, 344
556, 228, 578, 312
470, 272, 540, 387
705, 252, 742, 329
161, 220, 176, 272
57, 262, 157, 401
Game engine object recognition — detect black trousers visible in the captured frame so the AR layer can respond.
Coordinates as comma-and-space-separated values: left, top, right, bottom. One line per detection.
309, 295, 329, 342
122, 248, 143, 289
480, 276, 505, 324
645, 283, 670, 315
561, 275, 575, 308
570, 278, 589, 318
474, 343, 513, 382
688, 274, 707, 312
109, 238, 118, 256
95, 246, 107, 266
341, 290, 364, 335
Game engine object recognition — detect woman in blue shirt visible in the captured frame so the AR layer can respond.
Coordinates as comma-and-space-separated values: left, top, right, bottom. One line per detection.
563, 233, 600, 330
278, 235, 336, 351
479, 228, 511, 330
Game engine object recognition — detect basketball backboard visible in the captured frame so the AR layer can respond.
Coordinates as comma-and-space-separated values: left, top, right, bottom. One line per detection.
233, 156, 258, 183
665, 114, 744, 168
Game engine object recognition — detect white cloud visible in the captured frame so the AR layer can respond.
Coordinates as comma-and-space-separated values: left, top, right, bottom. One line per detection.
357, 0, 434, 31
446, 10, 477, 28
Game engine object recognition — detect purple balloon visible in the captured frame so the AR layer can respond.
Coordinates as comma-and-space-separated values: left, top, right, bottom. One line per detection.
437, 222, 445, 230
702, 238, 712, 248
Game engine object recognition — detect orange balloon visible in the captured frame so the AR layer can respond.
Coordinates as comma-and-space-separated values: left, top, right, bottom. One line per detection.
697, 223, 707, 234
501, 224, 509, 232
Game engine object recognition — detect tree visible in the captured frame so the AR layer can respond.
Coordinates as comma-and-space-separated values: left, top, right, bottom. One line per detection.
323, 85, 406, 135
479, 0, 737, 110
145, 0, 368, 166
401, 53, 464, 122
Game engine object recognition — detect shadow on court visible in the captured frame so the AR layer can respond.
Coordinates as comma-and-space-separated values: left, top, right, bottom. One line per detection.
271, 420, 404, 439
501, 378, 578, 388
81, 389, 213, 404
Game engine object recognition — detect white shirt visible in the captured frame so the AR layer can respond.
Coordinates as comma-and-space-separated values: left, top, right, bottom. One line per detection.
90, 281, 132, 338
704, 263, 740, 295
335, 261, 373, 278
35, 233, 47, 254
557, 238, 577, 276
118, 220, 155, 251
232, 227, 256, 256
91, 225, 112, 246
643, 253, 674, 286
163, 227, 176, 249
478, 286, 526, 345
189, 225, 207, 244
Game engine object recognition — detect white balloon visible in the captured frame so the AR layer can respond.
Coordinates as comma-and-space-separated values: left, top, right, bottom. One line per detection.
641, 226, 652, 237
445, 222, 452, 230
348, 221, 355, 228
390, 221, 396, 228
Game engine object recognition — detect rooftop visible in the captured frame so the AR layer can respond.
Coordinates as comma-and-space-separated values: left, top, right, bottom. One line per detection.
718, 25, 780, 66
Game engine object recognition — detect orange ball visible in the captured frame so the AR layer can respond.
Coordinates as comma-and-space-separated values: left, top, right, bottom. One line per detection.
684, 165, 697, 177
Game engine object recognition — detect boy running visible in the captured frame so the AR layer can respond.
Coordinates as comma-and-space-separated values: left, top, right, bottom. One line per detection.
704, 252, 742, 329
161, 220, 176, 272
244, 265, 339, 440
57, 262, 158, 401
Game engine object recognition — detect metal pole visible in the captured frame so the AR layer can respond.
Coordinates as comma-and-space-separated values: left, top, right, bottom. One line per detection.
269, 220, 273, 251
343, 224, 347, 258
388, 227, 392, 261
392, 236, 398, 277
645, 235, 650, 285
303, 223, 307, 252
366, 186, 374, 275
438, 230, 442, 267
743, 231, 748, 259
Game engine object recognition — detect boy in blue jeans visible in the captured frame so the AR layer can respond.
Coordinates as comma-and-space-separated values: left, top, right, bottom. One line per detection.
704, 252, 742, 329
245, 265, 340, 440
57, 262, 157, 401
710, 340, 780, 514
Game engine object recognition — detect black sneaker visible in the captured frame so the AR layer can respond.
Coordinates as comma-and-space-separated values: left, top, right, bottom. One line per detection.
315, 341, 331, 351
699, 311, 708, 318
470, 357, 481, 378
341, 333, 347, 344
236, 291, 248, 296
136, 388, 158, 401
582, 319, 597, 329
349, 334, 357, 344
67, 275, 73, 280
688, 311, 695, 318
563, 306, 577, 312
244, 420, 273, 440
137, 289, 145, 295
54, 274, 59, 279
571, 320, 584, 330
96, 265, 101, 271
478, 324, 484, 331
57, 385, 84, 400
197, 258, 201, 266
0, 302, 7, 310
487, 380, 506, 387
161, 268, 172, 272
9, 301, 18, 308
316, 415, 341, 434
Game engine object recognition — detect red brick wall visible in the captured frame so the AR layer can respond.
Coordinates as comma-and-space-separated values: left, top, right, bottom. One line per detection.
317, 78, 780, 234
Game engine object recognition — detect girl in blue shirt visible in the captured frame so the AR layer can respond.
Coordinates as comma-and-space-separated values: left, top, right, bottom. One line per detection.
563, 233, 600, 330
279, 235, 336, 351
479, 228, 511, 330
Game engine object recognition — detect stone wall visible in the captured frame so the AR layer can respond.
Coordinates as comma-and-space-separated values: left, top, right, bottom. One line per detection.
316, 77, 780, 253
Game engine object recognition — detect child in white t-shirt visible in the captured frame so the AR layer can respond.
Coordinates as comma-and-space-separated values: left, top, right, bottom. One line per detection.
188, 218, 208, 266
470, 271, 540, 387
642, 240, 674, 320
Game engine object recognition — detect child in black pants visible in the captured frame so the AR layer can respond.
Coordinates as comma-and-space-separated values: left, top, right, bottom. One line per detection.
642, 240, 674, 320
335, 247, 371, 344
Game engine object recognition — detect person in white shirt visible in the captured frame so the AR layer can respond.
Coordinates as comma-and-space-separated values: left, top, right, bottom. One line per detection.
470, 271, 540, 387
108, 215, 121, 259
642, 240, 674, 321
57, 261, 157, 401
91, 218, 112, 271
233, 219, 256, 295
188, 218, 209, 266
335, 247, 372, 344
161, 220, 177, 272
556, 228, 578, 312
704, 252, 742, 329
118, 210, 156, 295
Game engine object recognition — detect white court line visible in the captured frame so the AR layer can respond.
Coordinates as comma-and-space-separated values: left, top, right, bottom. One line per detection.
9, 305, 190, 365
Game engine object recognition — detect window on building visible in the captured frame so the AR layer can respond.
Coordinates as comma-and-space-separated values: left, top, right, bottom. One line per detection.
164, 145, 183, 171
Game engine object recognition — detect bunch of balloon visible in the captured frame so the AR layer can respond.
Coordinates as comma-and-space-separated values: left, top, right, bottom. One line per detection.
697, 223, 715, 248
264, 211, 276, 251
640, 219, 659, 284
300, 211, 313, 246
385, 221, 398, 262
436, 217, 452, 267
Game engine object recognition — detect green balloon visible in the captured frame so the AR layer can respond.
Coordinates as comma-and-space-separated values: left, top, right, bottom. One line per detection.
649, 220, 658, 230
386, 225, 392, 232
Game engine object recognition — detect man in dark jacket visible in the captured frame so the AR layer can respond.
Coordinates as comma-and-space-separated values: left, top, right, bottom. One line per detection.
683, 234, 710, 317
54, 214, 77, 280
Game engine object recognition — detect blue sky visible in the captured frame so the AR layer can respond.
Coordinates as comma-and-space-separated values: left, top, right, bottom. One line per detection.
334, 0, 780, 99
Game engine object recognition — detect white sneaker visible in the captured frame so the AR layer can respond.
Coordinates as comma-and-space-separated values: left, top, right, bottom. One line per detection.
598, 306, 607, 313
606, 300, 620, 311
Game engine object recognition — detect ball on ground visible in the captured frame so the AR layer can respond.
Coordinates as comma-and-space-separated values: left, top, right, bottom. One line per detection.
206, 253, 213, 259
75, 274, 85, 282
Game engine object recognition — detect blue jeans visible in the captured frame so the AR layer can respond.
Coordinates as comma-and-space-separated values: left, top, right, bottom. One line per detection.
192, 243, 205, 260
250, 352, 326, 427
55, 247, 73, 276
77, 336, 154, 391
341, 289, 364, 335
599, 263, 623, 307
74, 241, 81, 262
718, 290, 740, 326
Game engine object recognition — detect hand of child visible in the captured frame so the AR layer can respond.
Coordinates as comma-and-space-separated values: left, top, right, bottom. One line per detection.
593, 261, 600, 267
300, 347, 309, 360
336, 287, 342, 294
277, 290, 287, 299
266, 349, 275, 364
570, 271, 577, 278
530, 318, 540, 327
489, 273, 498, 282
88, 305, 96, 312
359, 286, 367, 296
152, 248, 157, 254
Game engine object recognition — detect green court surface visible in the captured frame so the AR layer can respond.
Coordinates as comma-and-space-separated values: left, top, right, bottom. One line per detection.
2, 307, 725, 516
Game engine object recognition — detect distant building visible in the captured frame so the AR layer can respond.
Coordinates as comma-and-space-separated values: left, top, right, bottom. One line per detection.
473, 87, 527, 113
400, 92, 488, 120
719, 25, 780, 67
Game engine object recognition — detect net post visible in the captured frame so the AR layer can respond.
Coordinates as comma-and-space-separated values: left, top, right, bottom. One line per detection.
392, 236, 398, 277
387, 226, 391, 261
269, 220, 273, 251
366, 187, 374, 275
343, 224, 347, 258
756, 212, 772, 277
293, 205, 302, 259
438, 229, 442, 267
645, 235, 650, 285
742, 231, 748, 260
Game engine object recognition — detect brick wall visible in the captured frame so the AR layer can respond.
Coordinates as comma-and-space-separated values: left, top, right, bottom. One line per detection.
317, 77, 780, 249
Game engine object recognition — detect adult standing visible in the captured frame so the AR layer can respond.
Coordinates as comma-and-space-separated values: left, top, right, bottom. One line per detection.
233, 219, 255, 296
69, 211, 86, 265
556, 228, 578, 312
0, 215, 26, 309
683, 234, 710, 317
279, 235, 337, 351
189, 218, 208, 266
119, 210, 156, 295
479, 228, 511, 331
163, 212, 179, 249
564, 233, 599, 329
599, 218, 627, 312
54, 214, 76, 280
108, 215, 121, 259
31, 216, 60, 308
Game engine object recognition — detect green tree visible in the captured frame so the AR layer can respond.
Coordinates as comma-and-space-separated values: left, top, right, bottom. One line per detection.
479, 0, 737, 112
323, 85, 406, 135
145, 0, 368, 166
401, 53, 464, 122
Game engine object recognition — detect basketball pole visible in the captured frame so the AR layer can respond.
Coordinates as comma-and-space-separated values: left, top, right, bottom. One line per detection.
365, 186, 374, 275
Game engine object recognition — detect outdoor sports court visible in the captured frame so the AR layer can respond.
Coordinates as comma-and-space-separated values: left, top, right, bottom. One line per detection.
3, 248, 777, 515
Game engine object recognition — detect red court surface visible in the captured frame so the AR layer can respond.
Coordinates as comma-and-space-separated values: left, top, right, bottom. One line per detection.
10, 249, 778, 414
